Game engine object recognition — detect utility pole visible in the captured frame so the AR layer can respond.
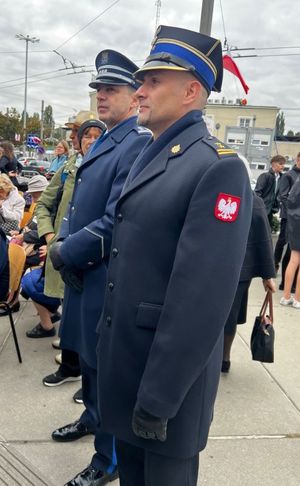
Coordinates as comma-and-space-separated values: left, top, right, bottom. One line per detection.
15, 33, 40, 153
155, 0, 161, 30
199, 0, 214, 35
40, 99, 44, 141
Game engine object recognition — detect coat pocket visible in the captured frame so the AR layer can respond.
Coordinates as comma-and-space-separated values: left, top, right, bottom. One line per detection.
135, 302, 162, 330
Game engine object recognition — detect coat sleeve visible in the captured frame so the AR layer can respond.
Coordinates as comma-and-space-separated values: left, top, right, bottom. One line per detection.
1, 191, 25, 223
136, 157, 252, 419
254, 172, 267, 198
278, 172, 292, 215
60, 135, 148, 270
35, 167, 64, 238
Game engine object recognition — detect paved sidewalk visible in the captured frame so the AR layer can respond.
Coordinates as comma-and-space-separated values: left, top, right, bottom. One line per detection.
0, 275, 299, 485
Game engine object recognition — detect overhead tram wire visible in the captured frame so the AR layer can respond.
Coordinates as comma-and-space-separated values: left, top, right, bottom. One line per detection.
0, 70, 93, 91
54, 0, 121, 51
0, 65, 93, 86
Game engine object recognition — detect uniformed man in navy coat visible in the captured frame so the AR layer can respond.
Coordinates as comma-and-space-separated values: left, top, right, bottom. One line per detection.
97, 26, 253, 486
49, 51, 151, 486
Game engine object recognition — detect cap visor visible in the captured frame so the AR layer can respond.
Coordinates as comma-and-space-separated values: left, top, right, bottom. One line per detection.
134, 61, 188, 80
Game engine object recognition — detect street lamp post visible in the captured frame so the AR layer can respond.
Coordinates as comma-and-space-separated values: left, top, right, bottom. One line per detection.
15, 34, 40, 153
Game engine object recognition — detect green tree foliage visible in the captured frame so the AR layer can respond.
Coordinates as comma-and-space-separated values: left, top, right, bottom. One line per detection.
275, 111, 285, 136
0, 107, 22, 142
286, 130, 294, 136
43, 105, 55, 138
27, 112, 41, 137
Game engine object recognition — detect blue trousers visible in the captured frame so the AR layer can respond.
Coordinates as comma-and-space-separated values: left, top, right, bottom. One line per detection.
79, 357, 116, 472
116, 439, 199, 486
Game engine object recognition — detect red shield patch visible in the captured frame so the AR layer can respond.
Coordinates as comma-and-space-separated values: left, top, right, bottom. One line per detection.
215, 193, 241, 222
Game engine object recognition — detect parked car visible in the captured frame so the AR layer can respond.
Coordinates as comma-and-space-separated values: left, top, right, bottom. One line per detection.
18, 157, 38, 166
20, 160, 51, 179
27, 160, 51, 175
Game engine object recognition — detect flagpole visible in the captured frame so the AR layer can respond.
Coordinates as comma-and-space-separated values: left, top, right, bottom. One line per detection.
199, 0, 214, 35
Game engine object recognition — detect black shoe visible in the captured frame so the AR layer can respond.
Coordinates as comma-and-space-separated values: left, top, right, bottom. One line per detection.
50, 311, 61, 324
279, 283, 296, 293
0, 301, 20, 316
52, 419, 94, 442
43, 369, 81, 387
26, 323, 56, 338
73, 388, 83, 404
64, 465, 118, 486
221, 360, 231, 373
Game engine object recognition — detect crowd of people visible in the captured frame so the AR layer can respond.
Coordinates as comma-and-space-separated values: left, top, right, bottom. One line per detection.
1, 24, 300, 486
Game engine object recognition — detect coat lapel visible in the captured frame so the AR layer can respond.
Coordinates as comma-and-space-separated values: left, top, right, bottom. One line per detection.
120, 119, 209, 201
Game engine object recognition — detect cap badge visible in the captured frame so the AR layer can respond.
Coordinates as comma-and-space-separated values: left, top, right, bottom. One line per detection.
101, 51, 109, 64
171, 144, 181, 154
215, 193, 240, 222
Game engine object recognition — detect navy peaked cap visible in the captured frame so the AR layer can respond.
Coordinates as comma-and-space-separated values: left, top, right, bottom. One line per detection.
135, 25, 223, 93
89, 50, 140, 90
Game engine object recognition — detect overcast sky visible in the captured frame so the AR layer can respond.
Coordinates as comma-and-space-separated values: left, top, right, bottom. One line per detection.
1, 0, 299, 131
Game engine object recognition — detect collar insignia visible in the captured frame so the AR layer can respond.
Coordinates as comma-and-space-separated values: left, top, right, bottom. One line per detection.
171, 144, 181, 154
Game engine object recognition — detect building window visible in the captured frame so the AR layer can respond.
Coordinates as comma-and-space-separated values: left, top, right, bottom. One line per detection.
238, 117, 253, 128
250, 134, 270, 146
227, 132, 246, 145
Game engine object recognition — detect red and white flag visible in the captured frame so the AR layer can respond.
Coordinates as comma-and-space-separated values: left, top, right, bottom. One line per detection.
223, 55, 249, 94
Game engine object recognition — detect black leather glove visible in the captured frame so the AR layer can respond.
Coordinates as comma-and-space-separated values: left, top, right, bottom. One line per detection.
50, 242, 83, 293
132, 404, 168, 442
59, 267, 83, 293
49, 241, 64, 270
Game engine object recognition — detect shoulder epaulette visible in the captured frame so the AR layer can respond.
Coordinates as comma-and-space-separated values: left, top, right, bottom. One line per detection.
202, 136, 237, 158
135, 126, 152, 135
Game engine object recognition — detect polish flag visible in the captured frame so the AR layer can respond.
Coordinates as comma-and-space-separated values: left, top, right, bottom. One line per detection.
223, 55, 249, 94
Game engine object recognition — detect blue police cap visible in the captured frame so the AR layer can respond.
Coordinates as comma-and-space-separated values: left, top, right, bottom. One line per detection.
135, 25, 223, 93
89, 50, 140, 90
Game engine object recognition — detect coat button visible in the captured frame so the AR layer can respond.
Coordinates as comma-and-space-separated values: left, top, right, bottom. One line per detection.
112, 248, 119, 257
71, 206, 75, 211
116, 213, 123, 222
106, 316, 112, 326
78, 178, 82, 184
108, 282, 114, 291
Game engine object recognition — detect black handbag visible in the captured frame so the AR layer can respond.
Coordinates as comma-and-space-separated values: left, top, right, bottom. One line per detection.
251, 291, 274, 363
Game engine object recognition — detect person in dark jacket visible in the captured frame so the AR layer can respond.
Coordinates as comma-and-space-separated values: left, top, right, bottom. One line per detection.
96, 25, 252, 486
280, 173, 300, 308
275, 154, 300, 289
222, 193, 276, 372
49, 51, 151, 486
255, 154, 286, 227
0, 141, 26, 191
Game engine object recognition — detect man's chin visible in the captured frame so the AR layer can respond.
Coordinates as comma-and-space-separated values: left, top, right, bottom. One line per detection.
137, 114, 150, 128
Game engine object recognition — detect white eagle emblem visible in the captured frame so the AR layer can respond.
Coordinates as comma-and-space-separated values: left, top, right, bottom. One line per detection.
217, 197, 238, 220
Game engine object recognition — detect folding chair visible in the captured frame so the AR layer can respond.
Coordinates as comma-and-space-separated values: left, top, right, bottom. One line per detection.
0, 244, 26, 363
20, 202, 36, 229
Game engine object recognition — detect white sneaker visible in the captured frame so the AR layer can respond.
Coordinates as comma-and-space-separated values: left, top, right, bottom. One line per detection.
292, 300, 300, 309
280, 297, 294, 306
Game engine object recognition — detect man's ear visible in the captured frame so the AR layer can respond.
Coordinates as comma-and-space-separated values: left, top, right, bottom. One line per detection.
183, 79, 202, 105
130, 91, 139, 111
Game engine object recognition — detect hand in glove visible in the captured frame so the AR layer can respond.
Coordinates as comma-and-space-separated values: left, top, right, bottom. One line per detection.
60, 266, 83, 293
49, 241, 64, 270
132, 404, 168, 442
50, 242, 83, 293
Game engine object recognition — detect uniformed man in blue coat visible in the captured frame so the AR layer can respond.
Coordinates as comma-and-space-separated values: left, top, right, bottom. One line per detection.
96, 26, 253, 486
49, 51, 151, 486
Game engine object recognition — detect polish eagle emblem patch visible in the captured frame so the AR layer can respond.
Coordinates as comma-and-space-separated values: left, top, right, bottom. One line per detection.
215, 193, 240, 222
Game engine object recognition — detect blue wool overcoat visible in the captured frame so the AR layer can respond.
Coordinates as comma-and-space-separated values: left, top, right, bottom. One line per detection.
58, 116, 150, 368
97, 111, 253, 458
